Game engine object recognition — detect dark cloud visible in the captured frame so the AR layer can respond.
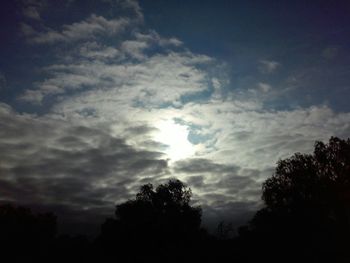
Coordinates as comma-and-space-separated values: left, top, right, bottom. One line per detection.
20, 0, 46, 20
124, 124, 157, 136
185, 175, 205, 188
2, 0, 350, 237
175, 158, 263, 232
201, 201, 260, 234
175, 158, 263, 200
174, 158, 240, 175
0, 104, 169, 230
216, 174, 256, 193
139, 140, 168, 151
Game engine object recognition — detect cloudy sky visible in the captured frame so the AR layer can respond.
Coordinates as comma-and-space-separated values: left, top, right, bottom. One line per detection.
1, 0, 350, 234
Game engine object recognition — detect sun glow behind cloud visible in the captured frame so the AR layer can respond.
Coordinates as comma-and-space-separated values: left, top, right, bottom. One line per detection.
2, 0, 350, 234
155, 119, 195, 162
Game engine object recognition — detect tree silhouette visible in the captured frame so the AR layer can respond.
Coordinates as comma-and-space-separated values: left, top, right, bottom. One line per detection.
240, 137, 350, 262
0, 204, 57, 260
98, 179, 203, 261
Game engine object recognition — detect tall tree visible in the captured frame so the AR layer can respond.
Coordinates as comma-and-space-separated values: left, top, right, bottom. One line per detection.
261, 137, 350, 228
243, 137, 350, 262
98, 179, 202, 261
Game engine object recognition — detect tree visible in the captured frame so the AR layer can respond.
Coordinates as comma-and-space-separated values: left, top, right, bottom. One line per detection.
216, 221, 234, 240
0, 204, 57, 260
245, 137, 350, 261
98, 179, 202, 260
261, 137, 350, 225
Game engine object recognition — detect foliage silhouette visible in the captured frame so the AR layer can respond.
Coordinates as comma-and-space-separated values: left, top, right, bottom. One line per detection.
238, 137, 350, 262
0, 204, 57, 260
97, 179, 204, 261
216, 221, 234, 240
3, 137, 350, 262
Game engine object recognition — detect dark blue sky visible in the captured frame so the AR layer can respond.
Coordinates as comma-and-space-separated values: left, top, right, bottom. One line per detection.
140, 0, 350, 111
1, 0, 350, 111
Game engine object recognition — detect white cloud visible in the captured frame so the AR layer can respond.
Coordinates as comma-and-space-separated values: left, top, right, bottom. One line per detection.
121, 40, 149, 59
50, 75, 350, 176
20, 46, 215, 105
12, 0, 350, 228
19, 10, 209, 104
135, 31, 183, 47
257, 82, 271, 93
79, 42, 120, 59
19, 89, 44, 104
259, 59, 280, 74
180, 103, 350, 172
27, 14, 131, 44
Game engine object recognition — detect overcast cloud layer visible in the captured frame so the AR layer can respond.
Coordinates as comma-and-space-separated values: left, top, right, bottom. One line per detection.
1, 0, 350, 233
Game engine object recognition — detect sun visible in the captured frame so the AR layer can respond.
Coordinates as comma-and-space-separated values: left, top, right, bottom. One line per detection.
154, 119, 195, 162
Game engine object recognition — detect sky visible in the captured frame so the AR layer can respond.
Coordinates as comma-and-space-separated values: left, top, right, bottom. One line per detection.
1, 0, 350, 234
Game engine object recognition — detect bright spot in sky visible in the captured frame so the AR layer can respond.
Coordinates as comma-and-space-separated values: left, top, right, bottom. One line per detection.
155, 120, 195, 162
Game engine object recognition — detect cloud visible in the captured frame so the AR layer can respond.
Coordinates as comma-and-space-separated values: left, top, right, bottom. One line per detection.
257, 82, 272, 93
27, 14, 131, 44
79, 42, 120, 59
18, 2, 212, 105
258, 59, 280, 74
20, 0, 144, 45
134, 30, 183, 47
174, 158, 240, 175
120, 40, 149, 59
179, 102, 350, 168
0, 103, 169, 220
28, 41, 349, 226
115, 0, 144, 20
9, 0, 350, 232
23, 6, 41, 20
21, 0, 46, 20
174, 158, 263, 201
201, 201, 259, 233
19, 46, 215, 105
20, 23, 37, 37
49, 83, 350, 174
